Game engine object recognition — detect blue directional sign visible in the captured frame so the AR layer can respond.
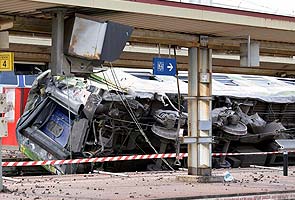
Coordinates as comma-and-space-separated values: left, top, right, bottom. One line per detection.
153, 57, 177, 76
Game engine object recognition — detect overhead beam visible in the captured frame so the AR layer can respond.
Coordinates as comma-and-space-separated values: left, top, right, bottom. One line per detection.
8, 30, 295, 57
209, 38, 295, 56
2, 14, 295, 55
4, 41, 295, 76
0, 18, 13, 31
130, 29, 199, 47
14, 52, 49, 62
213, 66, 294, 77
3, 15, 200, 46
4, 50, 295, 77
0, 15, 50, 34
8, 36, 295, 67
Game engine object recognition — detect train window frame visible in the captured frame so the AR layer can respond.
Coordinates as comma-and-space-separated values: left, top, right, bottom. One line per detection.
241, 76, 278, 87
277, 78, 295, 85
213, 74, 239, 86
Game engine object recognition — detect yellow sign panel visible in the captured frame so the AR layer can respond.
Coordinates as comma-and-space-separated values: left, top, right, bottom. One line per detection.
0, 52, 14, 71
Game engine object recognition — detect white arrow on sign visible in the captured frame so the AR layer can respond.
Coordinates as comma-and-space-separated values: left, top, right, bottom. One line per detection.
167, 63, 174, 71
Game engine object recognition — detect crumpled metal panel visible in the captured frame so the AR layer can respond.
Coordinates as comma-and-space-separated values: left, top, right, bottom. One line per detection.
65, 15, 133, 62
83, 94, 102, 120
67, 16, 107, 60
46, 86, 85, 114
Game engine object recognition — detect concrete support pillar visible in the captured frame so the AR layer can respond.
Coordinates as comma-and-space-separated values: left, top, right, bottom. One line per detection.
188, 47, 198, 175
188, 46, 212, 176
197, 47, 212, 176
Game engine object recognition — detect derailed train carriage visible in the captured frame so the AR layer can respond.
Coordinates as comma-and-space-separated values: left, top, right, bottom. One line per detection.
16, 68, 295, 174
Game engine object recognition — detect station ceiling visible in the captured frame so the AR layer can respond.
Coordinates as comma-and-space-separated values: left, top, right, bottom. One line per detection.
0, 0, 295, 76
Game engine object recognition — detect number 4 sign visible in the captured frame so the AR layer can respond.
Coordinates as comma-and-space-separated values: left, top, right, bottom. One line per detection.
0, 52, 14, 71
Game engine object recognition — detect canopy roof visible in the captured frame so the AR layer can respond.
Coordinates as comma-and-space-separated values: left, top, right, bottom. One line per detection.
1, 0, 295, 75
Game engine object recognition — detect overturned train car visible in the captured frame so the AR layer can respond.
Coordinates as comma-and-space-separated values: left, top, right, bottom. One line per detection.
16, 69, 295, 174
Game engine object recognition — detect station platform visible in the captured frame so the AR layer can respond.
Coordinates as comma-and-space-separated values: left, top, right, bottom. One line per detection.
1, 166, 295, 199
1, 145, 25, 160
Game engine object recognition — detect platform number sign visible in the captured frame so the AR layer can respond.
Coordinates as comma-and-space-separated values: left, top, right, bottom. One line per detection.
153, 57, 177, 76
0, 52, 14, 71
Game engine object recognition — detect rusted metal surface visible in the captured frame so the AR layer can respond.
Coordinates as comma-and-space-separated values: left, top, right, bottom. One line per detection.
67, 16, 107, 60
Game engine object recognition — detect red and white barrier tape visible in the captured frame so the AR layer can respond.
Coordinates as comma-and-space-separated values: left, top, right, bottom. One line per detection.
2, 153, 184, 167
2, 151, 295, 167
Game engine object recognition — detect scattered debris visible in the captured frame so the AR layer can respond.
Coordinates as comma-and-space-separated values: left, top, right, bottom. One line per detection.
224, 171, 234, 182
2, 177, 21, 183
250, 165, 283, 171
93, 170, 129, 177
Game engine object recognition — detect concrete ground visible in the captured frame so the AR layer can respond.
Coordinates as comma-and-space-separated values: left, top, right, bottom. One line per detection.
2, 146, 295, 199
1, 145, 24, 160
1, 167, 295, 200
